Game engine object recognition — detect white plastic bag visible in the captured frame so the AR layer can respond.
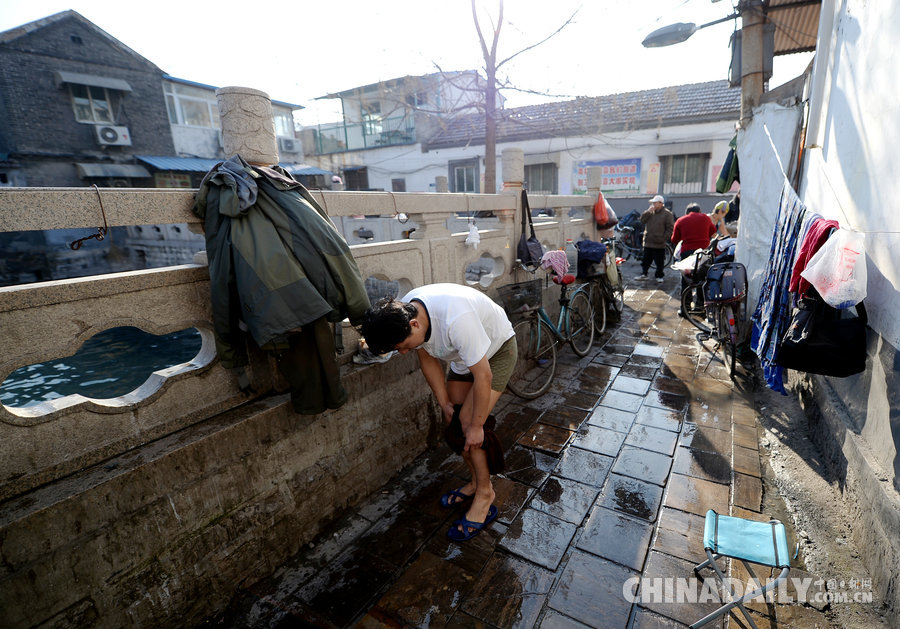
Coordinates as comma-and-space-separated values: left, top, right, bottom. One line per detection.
800, 229, 867, 308
672, 252, 699, 270
465, 223, 480, 249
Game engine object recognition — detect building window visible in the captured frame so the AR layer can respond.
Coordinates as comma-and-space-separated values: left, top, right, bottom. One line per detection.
392, 178, 406, 192
274, 112, 294, 137
450, 159, 479, 193
524, 163, 558, 195
344, 168, 369, 191
661, 153, 708, 195
70, 84, 114, 123
362, 102, 382, 136
164, 82, 220, 129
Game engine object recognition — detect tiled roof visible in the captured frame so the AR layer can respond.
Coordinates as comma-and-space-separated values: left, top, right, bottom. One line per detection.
421, 80, 740, 150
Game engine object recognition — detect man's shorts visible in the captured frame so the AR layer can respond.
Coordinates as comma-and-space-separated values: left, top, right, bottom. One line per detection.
446, 336, 518, 392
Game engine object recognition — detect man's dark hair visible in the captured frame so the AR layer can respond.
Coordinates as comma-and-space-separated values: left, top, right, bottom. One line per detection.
360, 297, 417, 354
686, 203, 702, 213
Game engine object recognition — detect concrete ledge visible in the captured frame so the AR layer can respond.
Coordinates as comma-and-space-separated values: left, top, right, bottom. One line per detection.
788, 370, 900, 616
0, 352, 438, 628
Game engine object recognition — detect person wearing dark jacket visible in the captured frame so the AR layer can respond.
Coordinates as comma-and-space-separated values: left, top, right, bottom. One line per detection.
671, 203, 716, 317
639, 195, 675, 282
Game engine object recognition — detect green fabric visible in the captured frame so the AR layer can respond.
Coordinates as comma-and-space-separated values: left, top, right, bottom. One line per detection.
716, 134, 739, 194
193, 157, 370, 369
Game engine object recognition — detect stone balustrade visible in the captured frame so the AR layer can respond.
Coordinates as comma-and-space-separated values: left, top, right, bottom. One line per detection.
0, 166, 601, 627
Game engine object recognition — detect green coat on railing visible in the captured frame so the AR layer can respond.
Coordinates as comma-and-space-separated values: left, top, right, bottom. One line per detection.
193, 155, 370, 413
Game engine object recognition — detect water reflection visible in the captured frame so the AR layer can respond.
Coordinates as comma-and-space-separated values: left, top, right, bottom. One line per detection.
1, 326, 202, 408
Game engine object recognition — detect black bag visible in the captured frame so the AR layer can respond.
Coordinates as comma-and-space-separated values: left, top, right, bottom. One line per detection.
776, 294, 868, 377
516, 190, 544, 268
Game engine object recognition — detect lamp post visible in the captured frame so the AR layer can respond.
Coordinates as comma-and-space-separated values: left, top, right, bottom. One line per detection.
642, 1, 765, 125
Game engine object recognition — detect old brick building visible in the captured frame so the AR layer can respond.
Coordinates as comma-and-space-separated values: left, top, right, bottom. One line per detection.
0, 10, 175, 188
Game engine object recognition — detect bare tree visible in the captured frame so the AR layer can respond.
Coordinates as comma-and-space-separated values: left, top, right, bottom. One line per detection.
471, 0, 578, 192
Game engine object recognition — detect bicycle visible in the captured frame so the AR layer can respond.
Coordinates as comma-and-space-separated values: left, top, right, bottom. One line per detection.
582, 237, 626, 335
499, 260, 595, 399
677, 239, 748, 379
614, 223, 675, 267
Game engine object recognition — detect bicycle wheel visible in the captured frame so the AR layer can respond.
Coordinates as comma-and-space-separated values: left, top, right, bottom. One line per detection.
681, 286, 711, 335
719, 305, 737, 378
507, 317, 557, 399
567, 289, 595, 356
590, 280, 607, 335
609, 279, 625, 316
664, 243, 675, 267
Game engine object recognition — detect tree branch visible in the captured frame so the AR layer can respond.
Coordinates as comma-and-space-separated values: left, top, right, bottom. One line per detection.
497, 7, 579, 70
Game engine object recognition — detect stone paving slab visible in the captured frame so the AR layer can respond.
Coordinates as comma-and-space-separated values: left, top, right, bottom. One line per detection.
547, 550, 637, 627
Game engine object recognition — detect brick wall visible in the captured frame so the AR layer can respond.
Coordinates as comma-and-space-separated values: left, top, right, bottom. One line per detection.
0, 13, 175, 187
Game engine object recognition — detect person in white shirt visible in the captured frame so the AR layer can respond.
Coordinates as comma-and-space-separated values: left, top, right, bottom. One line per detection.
361, 283, 516, 541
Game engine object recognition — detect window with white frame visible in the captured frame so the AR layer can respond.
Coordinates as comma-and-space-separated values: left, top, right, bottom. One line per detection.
362, 101, 382, 136
524, 163, 558, 195
164, 82, 220, 128
661, 153, 708, 195
274, 111, 294, 137
450, 160, 479, 193
70, 84, 115, 123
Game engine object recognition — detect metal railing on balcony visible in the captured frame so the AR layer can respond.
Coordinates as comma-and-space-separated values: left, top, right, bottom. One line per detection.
313, 115, 416, 154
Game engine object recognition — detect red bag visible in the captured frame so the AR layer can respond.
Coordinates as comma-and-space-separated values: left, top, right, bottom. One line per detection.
593, 191, 619, 229
593, 191, 608, 225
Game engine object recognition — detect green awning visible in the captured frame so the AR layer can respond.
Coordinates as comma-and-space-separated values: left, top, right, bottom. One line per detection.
54, 71, 132, 92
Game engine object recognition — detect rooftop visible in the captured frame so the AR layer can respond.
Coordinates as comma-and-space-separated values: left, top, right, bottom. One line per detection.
423, 80, 740, 150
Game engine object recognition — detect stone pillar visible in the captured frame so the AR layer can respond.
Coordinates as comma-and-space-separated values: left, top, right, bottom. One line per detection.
216, 86, 278, 166
501, 148, 525, 192
435, 176, 449, 193
499, 148, 525, 272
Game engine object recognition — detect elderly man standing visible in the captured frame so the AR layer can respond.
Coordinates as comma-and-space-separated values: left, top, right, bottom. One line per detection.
639, 195, 675, 282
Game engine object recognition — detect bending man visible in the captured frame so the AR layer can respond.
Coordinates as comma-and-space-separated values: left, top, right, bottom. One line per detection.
361, 283, 516, 541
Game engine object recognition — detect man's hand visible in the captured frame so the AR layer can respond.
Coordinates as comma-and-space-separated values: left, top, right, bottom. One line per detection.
441, 401, 455, 425
463, 425, 484, 454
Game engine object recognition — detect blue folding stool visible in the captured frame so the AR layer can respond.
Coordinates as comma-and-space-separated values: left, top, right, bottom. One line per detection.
691, 509, 791, 629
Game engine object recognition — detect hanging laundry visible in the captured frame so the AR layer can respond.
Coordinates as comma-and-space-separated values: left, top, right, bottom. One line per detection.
789, 218, 840, 298
750, 179, 807, 393
716, 134, 740, 194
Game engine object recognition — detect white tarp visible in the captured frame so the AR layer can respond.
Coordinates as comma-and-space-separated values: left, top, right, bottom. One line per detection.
734, 103, 803, 315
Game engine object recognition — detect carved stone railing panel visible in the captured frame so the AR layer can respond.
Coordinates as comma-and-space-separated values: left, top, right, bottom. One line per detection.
0, 179, 596, 502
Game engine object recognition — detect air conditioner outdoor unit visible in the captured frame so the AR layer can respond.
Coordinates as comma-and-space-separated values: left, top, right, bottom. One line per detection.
278, 137, 298, 153
95, 125, 132, 146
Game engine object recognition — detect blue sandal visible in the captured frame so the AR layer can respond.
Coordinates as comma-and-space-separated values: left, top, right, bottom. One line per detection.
440, 487, 474, 508
447, 505, 498, 542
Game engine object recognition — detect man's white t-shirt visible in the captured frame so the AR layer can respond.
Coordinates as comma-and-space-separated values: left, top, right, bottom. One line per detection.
402, 283, 515, 375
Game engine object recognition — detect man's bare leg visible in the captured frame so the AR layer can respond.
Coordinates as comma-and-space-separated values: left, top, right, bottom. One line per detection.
456, 386, 504, 528
446, 380, 477, 505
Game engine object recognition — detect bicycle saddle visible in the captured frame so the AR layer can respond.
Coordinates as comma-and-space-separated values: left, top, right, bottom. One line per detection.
552, 273, 577, 285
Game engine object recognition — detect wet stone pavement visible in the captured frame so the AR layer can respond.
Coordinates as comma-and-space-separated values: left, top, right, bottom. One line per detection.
215, 272, 813, 628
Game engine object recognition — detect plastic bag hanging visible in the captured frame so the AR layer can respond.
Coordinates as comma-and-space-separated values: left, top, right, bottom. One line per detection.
800, 229, 867, 308
466, 223, 480, 249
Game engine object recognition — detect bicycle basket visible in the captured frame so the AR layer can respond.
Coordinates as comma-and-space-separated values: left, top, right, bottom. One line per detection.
704, 262, 747, 303
497, 279, 542, 318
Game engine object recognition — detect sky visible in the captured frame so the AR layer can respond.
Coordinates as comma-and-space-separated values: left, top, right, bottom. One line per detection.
0, 0, 814, 126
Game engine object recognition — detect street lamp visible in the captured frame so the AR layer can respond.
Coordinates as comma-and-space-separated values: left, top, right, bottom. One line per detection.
641, 13, 738, 48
